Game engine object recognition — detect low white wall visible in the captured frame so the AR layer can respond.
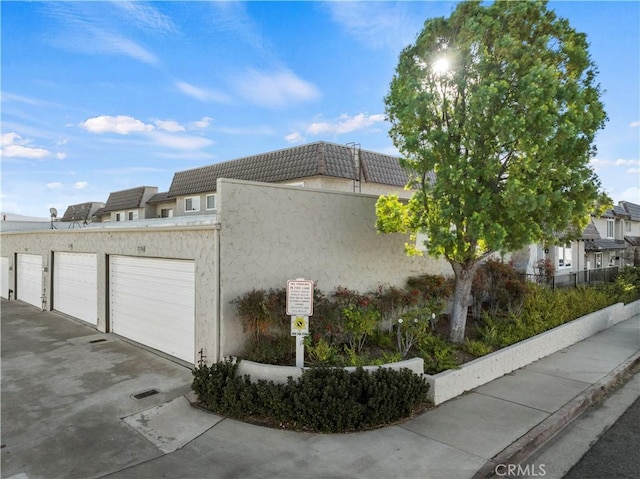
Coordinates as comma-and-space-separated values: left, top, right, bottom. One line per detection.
235, 357, 425, 385
425, 300, 638, 405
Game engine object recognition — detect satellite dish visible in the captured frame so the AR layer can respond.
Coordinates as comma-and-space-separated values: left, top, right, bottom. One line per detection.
49, 207, 58, 218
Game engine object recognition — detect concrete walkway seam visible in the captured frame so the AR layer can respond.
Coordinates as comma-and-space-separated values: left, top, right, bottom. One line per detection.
471, 351, 640, 479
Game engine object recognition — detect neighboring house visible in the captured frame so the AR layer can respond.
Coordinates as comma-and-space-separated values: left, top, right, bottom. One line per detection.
167, 141, 412, 217
146, 192, 176, 218
512, 202, 639, 278
96, 186, 158, 222
60, 202, 105, 227
584, 207, 626, 270
619, 201, 640, 266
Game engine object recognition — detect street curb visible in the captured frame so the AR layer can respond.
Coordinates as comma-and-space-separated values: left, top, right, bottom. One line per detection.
470, 351, 640, 479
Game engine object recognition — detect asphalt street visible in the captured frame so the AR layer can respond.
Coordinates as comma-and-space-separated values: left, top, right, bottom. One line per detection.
563, 396, 639, 479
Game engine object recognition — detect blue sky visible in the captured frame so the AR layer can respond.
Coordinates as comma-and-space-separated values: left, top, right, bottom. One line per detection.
1, 1, 638, 218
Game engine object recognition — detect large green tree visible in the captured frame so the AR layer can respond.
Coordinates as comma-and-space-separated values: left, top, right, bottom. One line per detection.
376, 0, 607, 343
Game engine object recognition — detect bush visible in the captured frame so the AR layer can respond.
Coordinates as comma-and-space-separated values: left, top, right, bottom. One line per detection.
417, 333, 461, 374
192, 360, 430, 433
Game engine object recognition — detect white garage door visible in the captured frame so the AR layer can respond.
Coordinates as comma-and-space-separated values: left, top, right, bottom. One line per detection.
53, 252, 98, 325
109, 256, 195, 363
1, 257, 9, 299
17, 254, 43, 308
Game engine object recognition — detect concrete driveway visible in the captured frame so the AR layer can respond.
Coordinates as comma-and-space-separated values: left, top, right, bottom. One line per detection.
1, 300, 194, 479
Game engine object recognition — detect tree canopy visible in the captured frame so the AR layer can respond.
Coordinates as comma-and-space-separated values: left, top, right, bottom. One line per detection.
376, 0, 607, 342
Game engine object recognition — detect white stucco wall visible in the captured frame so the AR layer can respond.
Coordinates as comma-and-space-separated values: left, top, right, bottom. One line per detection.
0, 226, 218, 364
216, 178, 452, 357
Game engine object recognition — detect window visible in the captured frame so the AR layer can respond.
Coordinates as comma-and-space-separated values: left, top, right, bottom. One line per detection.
606, 219, 614, 238
626, 221, 632, 233
557, 244, 572, 268
160, 208, 173, 218
115, 212, 122, 222
185, 197, 200, 212
128, 211, 138, 221
594, 253, 602, 269
206, 194, 216, 210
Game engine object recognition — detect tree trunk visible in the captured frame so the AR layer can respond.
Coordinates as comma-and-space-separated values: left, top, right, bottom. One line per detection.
449, 260, 479, 343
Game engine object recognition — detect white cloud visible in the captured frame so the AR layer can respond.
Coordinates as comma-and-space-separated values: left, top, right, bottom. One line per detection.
56, 152, 67, 160
285, 132, 306, 144
150, 132, 214, 150
176, 81, 231, 103
44, 3, 159, 65
235, 69, 320, 109
614, 158, 639, 167
325, 2, 429, 50
306, 113, 386, 136
617, 186, 640, 203
630, 121, 640, 128
112, 1, 178, 36
80, 115, 155, 135
74, 181, 89, 189
0, 132, 51, 159
190, 117, 213, 130
47, 182, 63, 189
155, 120, 185, 132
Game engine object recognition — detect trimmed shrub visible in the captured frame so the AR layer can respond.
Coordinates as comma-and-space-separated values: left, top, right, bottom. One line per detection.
192, 360, 430, 433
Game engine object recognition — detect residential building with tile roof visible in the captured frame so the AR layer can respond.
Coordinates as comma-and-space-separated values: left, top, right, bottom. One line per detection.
167, 141, 413, 217
96, 186, 158, 222
60, 202, 105, 226
146, 192, 176, 218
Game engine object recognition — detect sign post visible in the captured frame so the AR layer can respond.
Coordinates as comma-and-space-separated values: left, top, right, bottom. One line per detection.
287, 279, 314, 368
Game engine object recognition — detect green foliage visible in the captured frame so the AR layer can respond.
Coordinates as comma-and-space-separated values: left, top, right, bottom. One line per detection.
395, 306, 437, 357
477, 284, 620, 349
342, 305, 380, 353
472, 260, 529, 318
603, 267, 640, 304
241, 336, 293, 364
233, 270, 635, 375
417, 333, 461, 375
192, 361, 430, 433
304, 336, 339, 365
463, 339, 493, 358
233, 288, 288, 343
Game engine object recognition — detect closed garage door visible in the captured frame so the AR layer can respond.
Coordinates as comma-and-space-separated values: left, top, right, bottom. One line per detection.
17, 254, 42, 308
1, 257, 9, 299
109, 256, 195, 363
53, 252, 98, 325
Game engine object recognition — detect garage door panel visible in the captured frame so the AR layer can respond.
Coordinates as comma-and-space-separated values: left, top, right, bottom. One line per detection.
17, 254, 42, 308
1, 257, 9, 299
53, 252, 98, 325
110, 256, 195, 363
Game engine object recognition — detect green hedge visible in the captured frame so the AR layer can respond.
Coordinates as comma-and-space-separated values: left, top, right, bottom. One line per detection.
192, 359, 430, 432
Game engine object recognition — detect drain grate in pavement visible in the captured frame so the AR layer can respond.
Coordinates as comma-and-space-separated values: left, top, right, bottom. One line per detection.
89, 338, 107, 344
133, 389, 159, 400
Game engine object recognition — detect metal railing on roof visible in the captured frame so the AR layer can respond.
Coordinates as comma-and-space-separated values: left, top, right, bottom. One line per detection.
84, 214, 218, 229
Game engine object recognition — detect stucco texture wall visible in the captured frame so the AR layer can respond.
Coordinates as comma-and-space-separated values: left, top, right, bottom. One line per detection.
0, 227, 218, 364
216, 178, 452, 356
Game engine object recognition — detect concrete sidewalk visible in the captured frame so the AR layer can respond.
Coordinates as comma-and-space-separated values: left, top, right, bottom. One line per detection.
1, 299, 638, 479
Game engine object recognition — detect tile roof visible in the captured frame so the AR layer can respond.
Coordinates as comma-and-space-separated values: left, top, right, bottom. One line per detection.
146, 192, 174, 204
103, 186, 157, 213
61, 202, 104, 222
612, 205, 629, 217
580, 221, 601, 240
168, 141, 409, 197
584, 239, 626, 252
625, 236, 640, 247
620, 201, 640, 221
